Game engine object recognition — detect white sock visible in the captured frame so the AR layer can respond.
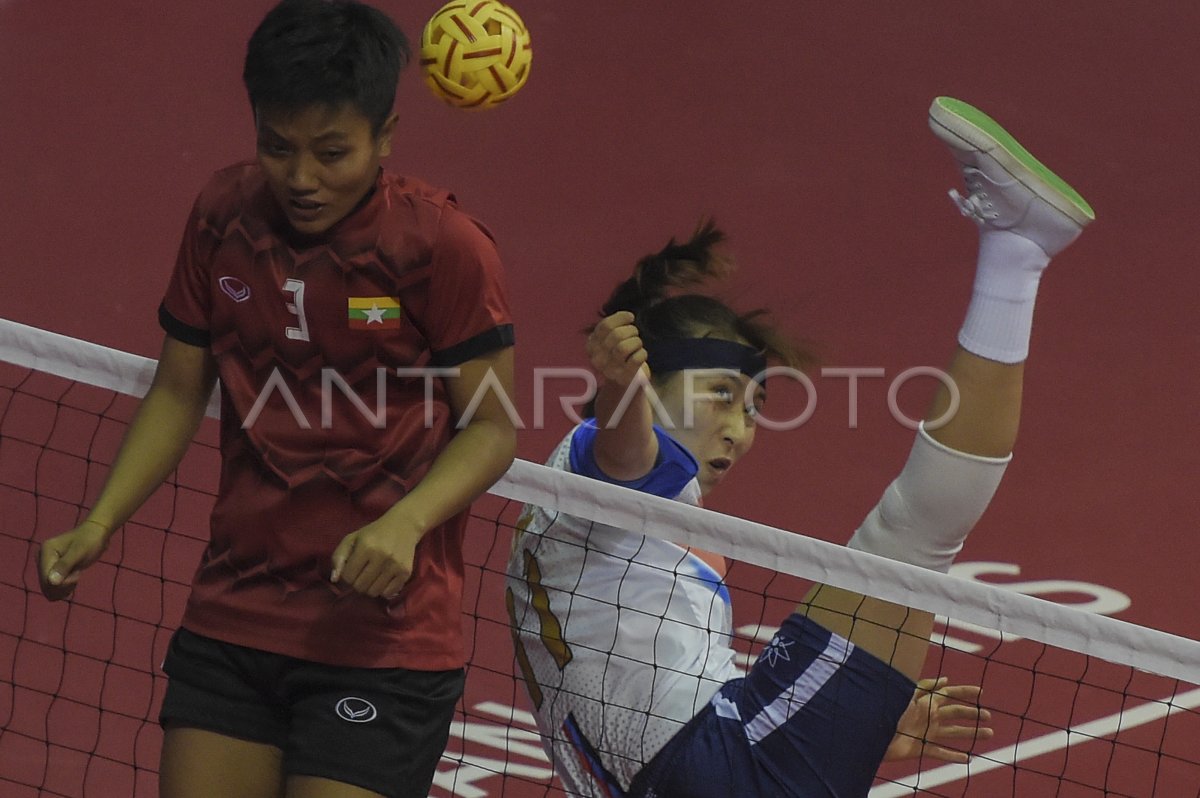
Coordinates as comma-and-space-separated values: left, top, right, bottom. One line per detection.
957, 230, 1050, 363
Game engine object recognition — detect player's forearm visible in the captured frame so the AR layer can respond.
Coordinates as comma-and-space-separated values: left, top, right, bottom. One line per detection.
85, 375, 212, 535
381, 416, 516, 536
591, 378, 658, 479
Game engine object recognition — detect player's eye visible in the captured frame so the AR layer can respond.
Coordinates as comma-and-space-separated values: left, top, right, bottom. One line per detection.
258, 141, 290, 157
712, 385, 735, 403
319, 149, 347, 162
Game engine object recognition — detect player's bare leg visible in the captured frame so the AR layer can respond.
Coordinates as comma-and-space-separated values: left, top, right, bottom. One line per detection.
800, 97, 1094, 682
159, 726, 284, 798
287, 776, 387, 798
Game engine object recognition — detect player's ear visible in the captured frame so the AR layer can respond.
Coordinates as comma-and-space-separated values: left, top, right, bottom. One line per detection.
376, 112, 399, 157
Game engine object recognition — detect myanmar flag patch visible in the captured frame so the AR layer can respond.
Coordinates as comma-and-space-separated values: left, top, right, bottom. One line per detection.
348, 297, 402, 330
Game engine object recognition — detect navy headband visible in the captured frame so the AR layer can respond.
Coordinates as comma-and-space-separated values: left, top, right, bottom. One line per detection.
645, 337, 768, 382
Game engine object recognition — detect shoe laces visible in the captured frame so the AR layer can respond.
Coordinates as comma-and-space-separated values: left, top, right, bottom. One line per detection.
948, 188, 998, 223
948, 166, 999, 223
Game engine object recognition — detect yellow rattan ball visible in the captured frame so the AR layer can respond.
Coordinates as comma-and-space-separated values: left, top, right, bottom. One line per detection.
420, 1, 532, 110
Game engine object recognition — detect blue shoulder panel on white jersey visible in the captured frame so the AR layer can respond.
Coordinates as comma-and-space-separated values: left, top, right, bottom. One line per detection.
680, 557, 731, 606
568, 419, 699, 499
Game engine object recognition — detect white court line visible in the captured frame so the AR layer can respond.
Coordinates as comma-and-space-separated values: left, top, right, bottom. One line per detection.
870, 687, 1200, 797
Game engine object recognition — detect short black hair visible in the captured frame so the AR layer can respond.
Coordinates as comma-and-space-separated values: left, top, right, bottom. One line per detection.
243, 0, 411, 135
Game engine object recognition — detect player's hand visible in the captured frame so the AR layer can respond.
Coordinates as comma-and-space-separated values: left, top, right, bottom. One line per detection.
884, 677, 994, 763
330, 516, 423, 599
37, 521, 112, 601
587, 311, 650, 387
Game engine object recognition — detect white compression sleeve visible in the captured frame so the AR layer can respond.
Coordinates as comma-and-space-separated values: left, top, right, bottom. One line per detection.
846, 422, 1011, 573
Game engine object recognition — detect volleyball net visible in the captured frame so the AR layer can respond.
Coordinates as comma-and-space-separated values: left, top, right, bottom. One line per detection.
1, 317, 1198, 797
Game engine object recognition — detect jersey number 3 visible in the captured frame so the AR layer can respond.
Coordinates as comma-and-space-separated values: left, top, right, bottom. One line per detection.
282, 278, 310, 341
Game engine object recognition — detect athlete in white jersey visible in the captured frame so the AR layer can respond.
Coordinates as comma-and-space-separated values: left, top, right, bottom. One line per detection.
508, 421, 737, 791
507, 97, 1094, 797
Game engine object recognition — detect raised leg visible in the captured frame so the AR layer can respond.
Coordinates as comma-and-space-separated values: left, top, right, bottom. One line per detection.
800, 96, 1094, 682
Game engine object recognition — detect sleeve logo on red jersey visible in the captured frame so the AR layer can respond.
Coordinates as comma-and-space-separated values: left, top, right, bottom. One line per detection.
348, 296, 402, 330
218, 276, 252, 303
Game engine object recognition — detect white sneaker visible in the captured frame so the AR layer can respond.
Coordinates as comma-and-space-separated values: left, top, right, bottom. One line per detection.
929, 96, 1094, 257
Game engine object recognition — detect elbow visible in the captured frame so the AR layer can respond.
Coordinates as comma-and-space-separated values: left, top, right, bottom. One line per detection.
495, 422, 517, 469
468, 415, 516, 472
591, 441, 657, 482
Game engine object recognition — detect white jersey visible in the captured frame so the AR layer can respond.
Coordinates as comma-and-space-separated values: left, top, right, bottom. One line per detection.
505, 425, 739, 796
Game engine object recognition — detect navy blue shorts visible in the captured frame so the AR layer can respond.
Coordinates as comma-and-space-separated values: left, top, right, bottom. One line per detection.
159, 627, 464, 798
627, 614, 915, 798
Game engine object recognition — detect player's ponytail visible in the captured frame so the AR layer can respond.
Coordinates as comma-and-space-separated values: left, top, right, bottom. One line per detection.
599, 219, 731, 318
593, 220, 816, 375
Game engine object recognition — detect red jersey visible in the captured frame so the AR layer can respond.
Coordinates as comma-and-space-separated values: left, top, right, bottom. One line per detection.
159, 163, 513, 669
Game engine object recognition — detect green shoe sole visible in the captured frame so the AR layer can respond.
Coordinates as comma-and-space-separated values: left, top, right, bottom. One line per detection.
929, 96, 1095, 226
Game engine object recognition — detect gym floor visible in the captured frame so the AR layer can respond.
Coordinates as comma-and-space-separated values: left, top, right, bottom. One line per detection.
2, 2, 1197, 795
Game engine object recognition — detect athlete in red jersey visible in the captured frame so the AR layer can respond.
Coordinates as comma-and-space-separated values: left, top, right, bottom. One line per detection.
159, 163, 511, 671
35, 2, 515, 797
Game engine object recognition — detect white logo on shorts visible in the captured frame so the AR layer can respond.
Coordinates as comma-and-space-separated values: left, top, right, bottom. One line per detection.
335, 696, 378, 723
759, 635, 794, 668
